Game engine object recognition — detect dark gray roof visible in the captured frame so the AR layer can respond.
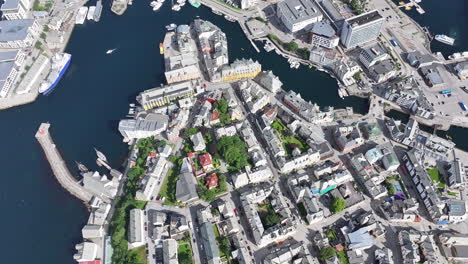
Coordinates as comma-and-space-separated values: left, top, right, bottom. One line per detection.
369, 60, 395, 75
0, 19, 35, 42
200, 222, 220, 261
311, 21, 336, 37
277, 0, 322, 24
175, 172, 198, 202
347, 10, 383, 27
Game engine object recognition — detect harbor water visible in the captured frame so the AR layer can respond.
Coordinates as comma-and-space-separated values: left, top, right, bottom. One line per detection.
0, 1, 466, 263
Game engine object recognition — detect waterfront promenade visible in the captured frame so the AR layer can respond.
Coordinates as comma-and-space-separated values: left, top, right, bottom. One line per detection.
35, 123, 93, 204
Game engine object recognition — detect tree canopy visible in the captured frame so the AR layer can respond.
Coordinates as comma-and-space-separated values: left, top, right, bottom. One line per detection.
217, 136, 248, 170
331, 198, 346, 213
319, 247, 336, 261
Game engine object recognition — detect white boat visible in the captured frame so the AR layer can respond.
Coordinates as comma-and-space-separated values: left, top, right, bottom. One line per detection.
435, 34, 455, 46
152, 2, 162, 10
264, 41, 274, 52
338, 89, 344, 99
94, 0, 103, 21
176, 0, 185, 4
128, 0, 133, 5
87, 6, 96, 20
172, 4, 181, 11
150, 1, 158, 7
179, 1, 185, 6
75, 7, 88, 24
166, 23, 177, 30
106, 49, 116, 54
157, 0, 165, 2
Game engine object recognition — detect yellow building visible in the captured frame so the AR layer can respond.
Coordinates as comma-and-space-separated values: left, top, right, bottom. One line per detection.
138, 81, 196, 110
221, 59, 262, 82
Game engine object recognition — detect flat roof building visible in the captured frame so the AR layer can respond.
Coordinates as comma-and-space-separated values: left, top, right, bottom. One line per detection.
0, 0, 30, 20
277, 0, 323, 32
137, 81, 197, 110
118, 113, 168, 142
340, 10, 384, 48
0, 19, 40, 49
310, 21, 339, 49
128, 209, 145, 248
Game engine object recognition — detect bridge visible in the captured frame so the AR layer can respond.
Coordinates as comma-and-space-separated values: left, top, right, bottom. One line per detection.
35, 123, 93, 205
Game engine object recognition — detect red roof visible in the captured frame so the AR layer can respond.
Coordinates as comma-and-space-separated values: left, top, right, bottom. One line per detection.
210, 111, 220, 121
78, 261, 101, 264
199, 153, 213, 167
187, 152, 196, 158
149, 152, 157, 158
205, 173, 218, 189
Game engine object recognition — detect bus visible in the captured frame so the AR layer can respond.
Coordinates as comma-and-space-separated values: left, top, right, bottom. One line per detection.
440, 90, 452, 95
459, 102, 468, 111
390, 39, 399, 47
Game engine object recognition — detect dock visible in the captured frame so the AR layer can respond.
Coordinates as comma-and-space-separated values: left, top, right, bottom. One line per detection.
35, 123, 93, 205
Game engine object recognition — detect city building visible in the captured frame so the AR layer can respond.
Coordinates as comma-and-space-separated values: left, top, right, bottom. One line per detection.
0, 0, 30, 20
231, 166, 273, 188
310, 21, 339, 49
332, 58, 361, 86
368, 60, 397, 83
444, 158, 466, 189
175, 172, 199, 203
276, 0, 323, 32
190, 132, 206, 151
340, 10, 384, 48
454, 61, 468, 80
137, 81, 197, 110
240, 0, 257, 9
82, 171, 119, 200
359, 44, 389, 69
199, 221, 222, 264
255, 70, 283, 94
136, 157, 168, 201
283, 90, 334, 123
0, 49, 25, 98
128, 209, 145, 248
334, 124, 364, 152
219, 58, 261, 82
398, 230, 438, 264
73, 242, 98, 262
118, 113, 168, 142
406, 51, 438, 68
238, 80, 270, 113
438, 233, 468, 262
374, 248, 394, 264
163, 239, 178, 264
419, 65, 444, 87
0, 19, 39, 49
205, 173, 218, 189
165, 65, 201, 84
263, 241, 319, 264
82, 224, 104, 239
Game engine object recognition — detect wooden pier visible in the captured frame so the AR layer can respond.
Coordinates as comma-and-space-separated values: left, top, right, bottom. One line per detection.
35, 123, 93, 205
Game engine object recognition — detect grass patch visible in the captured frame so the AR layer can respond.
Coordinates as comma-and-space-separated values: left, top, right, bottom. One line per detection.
337, 250, 349, 264
178, 243, 194, 264
427, 168, 445, 188
448, 191, 458, 196
126, 246, 148, 264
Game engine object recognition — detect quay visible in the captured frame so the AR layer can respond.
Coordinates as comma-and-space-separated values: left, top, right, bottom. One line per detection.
35, 123, 93, 205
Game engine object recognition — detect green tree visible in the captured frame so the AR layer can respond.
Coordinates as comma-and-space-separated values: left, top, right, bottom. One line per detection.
331, 198, 346, 213
217, 136, 248, 170
319, 247, 336, 261
185, 128, 198, 137
265, 212, 281, 227
214, 98, 228, 113
178, 252, 192, 264
283, 41, 299, 52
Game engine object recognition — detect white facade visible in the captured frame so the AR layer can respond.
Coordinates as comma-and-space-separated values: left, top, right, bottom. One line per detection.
311, 34, 339, 49
276, 0, 323, 32
118, 113, 168, 141
0, 0, 30, 20
333, 59, 361, 86
340, 10, 384, 49
240, 0, 257, 9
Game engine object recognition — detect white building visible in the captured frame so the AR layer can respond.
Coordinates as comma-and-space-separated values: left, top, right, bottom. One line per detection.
340, 10, 385, 49
0, 0, 30, 20
359, 44, 389, 69
238, 80, 270, 113
232, 166, 273, 189
310, 21, 339, 49
0, 19, 39, 49
118, 113, 168, 142
163, 239, 178, 264
73, 242, 98, 262
277, 0, 323, 32
0, 50, 25, 98
190, 132, 206, 151
240, 0, 257, 9
332, 58, 361, 86
128, 209, 145, 248
454, 61, 468, 80
82, 171, 119, 200
82, 224, 104, 239
255, 70, 283, 94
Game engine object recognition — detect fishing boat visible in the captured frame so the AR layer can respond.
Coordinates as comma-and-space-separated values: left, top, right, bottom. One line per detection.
188, 0, 201, 7
106, 49, 116, 54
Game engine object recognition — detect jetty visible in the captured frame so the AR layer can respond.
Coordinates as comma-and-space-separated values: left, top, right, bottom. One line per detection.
35, 123, 93, 204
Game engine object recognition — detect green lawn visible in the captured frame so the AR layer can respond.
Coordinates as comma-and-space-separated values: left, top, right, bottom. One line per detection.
126, 246, 148, 264
178, 243, 194, 264
325, 228, 337, 242
158, 165, 183, 206
427, 168, 445, 188
448, 191, 458, 196
337, 251, 349, 264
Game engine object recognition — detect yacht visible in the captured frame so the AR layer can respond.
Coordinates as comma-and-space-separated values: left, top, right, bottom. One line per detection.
435, 34, 455, 46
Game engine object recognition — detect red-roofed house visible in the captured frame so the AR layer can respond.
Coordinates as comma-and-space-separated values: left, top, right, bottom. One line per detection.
205, 173, 219, 189
199, 153, 214, 171
78, 261, 101, 264
209, 111, 220, 125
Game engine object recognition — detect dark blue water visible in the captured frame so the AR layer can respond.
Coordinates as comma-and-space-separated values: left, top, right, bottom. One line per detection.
400, 0, 468, 56
0, 1, 465, 263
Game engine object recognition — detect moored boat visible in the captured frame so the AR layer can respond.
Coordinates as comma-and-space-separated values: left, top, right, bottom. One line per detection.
435, 34, 455, 46
39, 53, 72, 95
188, 0, 201, 7
75, 7, 88, 24
87, 6, 96, 20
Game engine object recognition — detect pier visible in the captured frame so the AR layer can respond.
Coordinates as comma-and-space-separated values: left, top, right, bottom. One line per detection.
35, 123, 93, 204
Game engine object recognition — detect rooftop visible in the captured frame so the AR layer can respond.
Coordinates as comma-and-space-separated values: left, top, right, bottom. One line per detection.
346, 10, 383, 27
311, 21, 336, 37
0, 19, 35, 42
277, 0, 322, 23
